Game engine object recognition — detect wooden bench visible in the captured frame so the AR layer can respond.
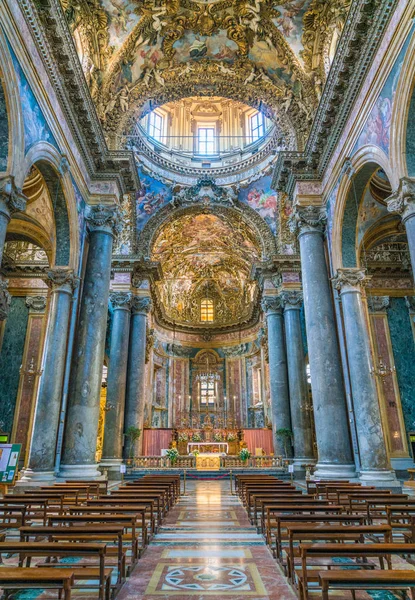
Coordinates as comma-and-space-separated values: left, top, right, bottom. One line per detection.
319, 569, 415, 600
298, 542, 415, 600
86, 499, 157, 535
0, 542, 107, 600
0, 568, 75, 600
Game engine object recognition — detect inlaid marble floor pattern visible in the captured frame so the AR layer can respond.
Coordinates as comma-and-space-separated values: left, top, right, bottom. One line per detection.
118, 479, 296, 600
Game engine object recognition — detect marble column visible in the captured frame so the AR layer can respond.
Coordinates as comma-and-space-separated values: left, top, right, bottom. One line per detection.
294, 205, 355, 478
387, 178, 415, 274
21, 269, 78, 482
261, 296, 292, 457
124, 296, 152, 458
333, 269, 396, 482
101, 291, 132, 476
281, 290, 315, 468
59, 205, 121, 479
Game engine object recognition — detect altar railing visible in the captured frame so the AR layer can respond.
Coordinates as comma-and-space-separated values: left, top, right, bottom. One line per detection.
128, 455, 284, 469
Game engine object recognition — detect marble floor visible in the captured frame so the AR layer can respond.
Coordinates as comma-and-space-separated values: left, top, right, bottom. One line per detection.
118, 479, 296, 600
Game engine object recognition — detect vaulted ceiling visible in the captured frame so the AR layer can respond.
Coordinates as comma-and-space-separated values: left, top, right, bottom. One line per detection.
61, 0, 351, 150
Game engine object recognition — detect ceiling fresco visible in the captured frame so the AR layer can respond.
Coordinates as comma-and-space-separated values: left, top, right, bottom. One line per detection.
61, 0, 351, 148
150, 213, 261, 330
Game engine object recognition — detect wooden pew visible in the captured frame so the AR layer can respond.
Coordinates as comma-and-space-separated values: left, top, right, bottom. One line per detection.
110, 491, 168, 519
0, 542, 107, 600
0, 568, 75, 600
298, 542, 415, 600
318, 569, 415, 600
86, 498, 157, 535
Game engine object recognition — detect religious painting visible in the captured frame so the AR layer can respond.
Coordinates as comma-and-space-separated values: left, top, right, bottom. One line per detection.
273, 0, 313, 63
136, 167, 172, 231
100, 0, 140, 48
239, 175, 278, 234
173, 31, 239, 64
357, 183, 388, 247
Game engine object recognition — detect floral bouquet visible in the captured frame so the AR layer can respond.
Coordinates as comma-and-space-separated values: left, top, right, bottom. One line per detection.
166, 447, 179, 465
213, 431, 223, 442
192, 432, 202, 442
227, 432, 236, 442
239, 448, 251, 462
178, 432, 189, 442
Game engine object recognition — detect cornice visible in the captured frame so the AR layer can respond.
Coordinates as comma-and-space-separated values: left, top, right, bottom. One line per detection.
18, 0, 139, 195
272, 0, 399, 197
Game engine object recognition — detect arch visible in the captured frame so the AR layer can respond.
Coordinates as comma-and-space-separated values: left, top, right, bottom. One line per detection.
331, 146, 393, 271
137, 200, 278, 263
16, 142, 80, 270
0, 25, 25, 176
389, 26, 415, 182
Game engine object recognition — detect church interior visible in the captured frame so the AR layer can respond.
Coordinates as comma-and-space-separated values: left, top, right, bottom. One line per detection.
1, 0, 415, 598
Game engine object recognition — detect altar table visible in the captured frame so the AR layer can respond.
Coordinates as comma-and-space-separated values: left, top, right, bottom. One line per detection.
195, 454, 221, 471
187, 442, 228, 454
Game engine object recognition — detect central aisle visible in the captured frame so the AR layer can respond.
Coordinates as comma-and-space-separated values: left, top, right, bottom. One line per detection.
118, 478, 296, 599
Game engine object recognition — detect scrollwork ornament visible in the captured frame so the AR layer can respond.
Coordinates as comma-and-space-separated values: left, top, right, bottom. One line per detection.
367, 296, 390, 313
0, 176, 27, 217
0, 278, 11, 321
47, 268, 79, 291
261, 296, 283, 315
386, 178, 415, 223
332, 268, 368, 292
281, 290, 303, 310
291, 205, 327, 236
109, 291, 132, 310
131, 296, 152, 316
85, 204, 123, 237
25, 296, 47, 312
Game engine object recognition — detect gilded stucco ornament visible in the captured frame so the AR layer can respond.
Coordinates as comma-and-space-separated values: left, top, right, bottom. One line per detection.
387, 178, 415, 223
332, 268, 368, 291
171, 179, 238, 207
0, 278, 11, 321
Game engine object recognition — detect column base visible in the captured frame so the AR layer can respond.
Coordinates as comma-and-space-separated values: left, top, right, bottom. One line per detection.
313, 462, 357, 480
58, 463, 103, 480
359, 469, 399, 486
99, 459, 123, 480
17, 469, 56, 485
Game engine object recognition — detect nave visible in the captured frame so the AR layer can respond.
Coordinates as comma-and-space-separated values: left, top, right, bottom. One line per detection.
118, 479, 294, 599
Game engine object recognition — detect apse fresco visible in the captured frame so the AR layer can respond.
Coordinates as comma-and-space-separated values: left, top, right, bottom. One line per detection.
239, 175, 278, 234
136, 167, 172, 230
151, 213, 260, 328
173, 31, 239, 63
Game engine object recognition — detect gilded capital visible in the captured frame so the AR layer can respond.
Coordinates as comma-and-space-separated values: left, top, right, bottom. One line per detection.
85, 204, 123, 237
367, 295, 390, 313
290, 205, 327, 236
110, 291, 132, 310
332, 268, 368, 292
281, 290, 303, 310
47, 267, 79, 292
0, 278, 11, 321
261, 295, 283, 315
25, 296, 47, 312
0, 175, 27, 218
386, 177, 415, 222
131, 295, 152, 315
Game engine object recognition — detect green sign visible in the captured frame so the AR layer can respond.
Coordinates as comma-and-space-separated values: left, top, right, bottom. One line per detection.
0, 444, 21, 483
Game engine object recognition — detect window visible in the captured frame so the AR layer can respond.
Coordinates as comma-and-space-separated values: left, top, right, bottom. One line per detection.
200, 298, 214, 322
198, 127, 215, 155
148, 111, 163, 141
250, 112, 264, 142
200, 380, 215, 405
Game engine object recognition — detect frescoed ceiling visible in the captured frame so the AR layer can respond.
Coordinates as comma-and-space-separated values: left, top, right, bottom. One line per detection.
61, 0, 351, 150
150, 212, 261, 331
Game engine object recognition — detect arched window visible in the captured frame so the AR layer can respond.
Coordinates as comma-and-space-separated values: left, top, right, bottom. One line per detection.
200, 298, 214, 322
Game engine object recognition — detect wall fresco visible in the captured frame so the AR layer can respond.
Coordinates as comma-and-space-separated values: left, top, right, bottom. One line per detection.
136, 167, 172, 231
239, 175, 278, 234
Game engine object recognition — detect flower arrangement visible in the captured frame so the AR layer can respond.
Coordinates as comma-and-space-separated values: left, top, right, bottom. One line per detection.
227, 432, 236, 442
192, 432, 202, 442
166, 447, 179, 465
239, 448, 251, 463
178, 432, 189, 442
213, 431, 223, 442
192, 450, 200, 457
